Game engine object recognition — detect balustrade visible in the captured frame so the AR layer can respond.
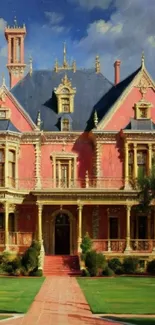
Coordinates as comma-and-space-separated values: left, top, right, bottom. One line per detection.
0, 231, 33, 246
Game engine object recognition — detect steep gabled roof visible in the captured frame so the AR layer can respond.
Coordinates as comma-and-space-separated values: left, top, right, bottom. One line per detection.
87, 67, 141, 131
11, 69, 113, 131
0, 119, 21, 133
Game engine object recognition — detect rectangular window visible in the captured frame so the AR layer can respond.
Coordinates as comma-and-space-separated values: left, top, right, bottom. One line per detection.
8, 150, 15, 187
137, 151, 147, 177
0, 213, 4, 230
9, 213, 15, 232
0, 149, 5, 187
109, 217, 118, 239
56, 159, 74, 188
62, 119, 70, 131
62, 98, 70, 113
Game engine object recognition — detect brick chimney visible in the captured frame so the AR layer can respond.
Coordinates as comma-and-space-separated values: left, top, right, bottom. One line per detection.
114, 60, 121, 85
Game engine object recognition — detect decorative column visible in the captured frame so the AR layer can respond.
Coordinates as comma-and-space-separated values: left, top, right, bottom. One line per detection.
77, 204, 83, 253
124, 205, 132, 253
37, 204, 43, 242
34, 141, 41, 189
58, 161, 61, 188
4, 202, 9, 250
124, 142, 129, 188
153, 207, 155, 252
69, 159, 72, 187
133, 143, 137, 180
95, 143, 101, 187
5, 143, 9, 188
148, 143, 152, 174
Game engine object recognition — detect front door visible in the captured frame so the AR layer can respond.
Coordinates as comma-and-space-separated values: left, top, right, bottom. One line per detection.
55, 213, 70, 255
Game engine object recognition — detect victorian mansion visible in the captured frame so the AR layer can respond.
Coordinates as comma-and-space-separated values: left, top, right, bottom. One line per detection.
0, 19, 155, 267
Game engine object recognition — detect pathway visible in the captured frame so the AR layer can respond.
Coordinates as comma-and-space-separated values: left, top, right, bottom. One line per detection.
2, 276, 123, 325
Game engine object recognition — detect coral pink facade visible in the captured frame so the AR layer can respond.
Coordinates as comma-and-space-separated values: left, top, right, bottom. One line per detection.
0, 20, 155, 261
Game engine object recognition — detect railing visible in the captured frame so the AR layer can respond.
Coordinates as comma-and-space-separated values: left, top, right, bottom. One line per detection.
5, 177, 124, 191
92, 239, 155, 253
130, 239, 154, 252
0, 231, 33, 246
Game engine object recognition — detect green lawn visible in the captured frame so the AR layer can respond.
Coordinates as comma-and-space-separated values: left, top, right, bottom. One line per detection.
0, 277, 45, 313
0, 315, 13, 320
77, 277, 155, 314
104, 317, 155, 325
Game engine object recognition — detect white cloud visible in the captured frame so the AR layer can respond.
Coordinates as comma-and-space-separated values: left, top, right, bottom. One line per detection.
0, 18, 7, 33
44, 11, 64, 25
74, 0, 155, 82
69, 0, 112, 10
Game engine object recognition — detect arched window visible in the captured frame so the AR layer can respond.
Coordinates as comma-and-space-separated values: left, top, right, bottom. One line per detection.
62, 118, 70, 131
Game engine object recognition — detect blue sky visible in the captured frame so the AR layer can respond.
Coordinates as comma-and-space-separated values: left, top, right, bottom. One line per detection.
0, 0, 155, 86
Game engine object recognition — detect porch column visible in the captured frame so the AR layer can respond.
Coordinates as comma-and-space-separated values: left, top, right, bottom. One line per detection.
37, 204, 43, 242
133, 143, 137, 179
4, 202, 9, 250
124, 142, 129, 188
124, 205, 132, 252
77, 204, 83, 253
148, 143, 152, 174
153, 207, 155, 252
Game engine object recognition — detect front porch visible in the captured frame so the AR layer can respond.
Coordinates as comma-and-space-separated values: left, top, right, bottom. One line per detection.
0, 198, 155, 257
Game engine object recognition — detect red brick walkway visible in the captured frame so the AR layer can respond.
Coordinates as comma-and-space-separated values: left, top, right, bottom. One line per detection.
3, 277, 122, 325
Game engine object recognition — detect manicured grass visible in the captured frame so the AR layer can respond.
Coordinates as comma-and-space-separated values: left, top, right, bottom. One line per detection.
0, 315, 13, 320
0, 277, 45, 313
77, 277, 155, 314
104, 317, 155, 325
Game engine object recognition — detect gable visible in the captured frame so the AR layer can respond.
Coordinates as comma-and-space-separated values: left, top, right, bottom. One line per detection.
0, 86, 36, 132
96, 67, 155, 132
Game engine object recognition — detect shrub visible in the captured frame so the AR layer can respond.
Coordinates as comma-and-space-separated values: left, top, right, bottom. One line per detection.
29, 269, 43, 277
102, 266, 114, 277
96, 253, 107, 276
123, 256, 139, 274
108, 258, 122, 273
81, 268, 90, 277
21, 240, 41, 274
115, 266, 124, 275
147, 259, 155, 275
85, 250, 98, 276
80, 233, 92, 261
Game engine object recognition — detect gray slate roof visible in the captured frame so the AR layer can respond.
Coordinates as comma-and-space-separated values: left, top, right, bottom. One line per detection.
124, 118, 155, 130
0, 119, 21, 133
11, 69, 113, 131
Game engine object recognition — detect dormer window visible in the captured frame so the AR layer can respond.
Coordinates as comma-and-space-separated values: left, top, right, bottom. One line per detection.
134, 101, 152, 120
62, 118, 70, 131
54, 74, 76, 114
62, 98, 70, 113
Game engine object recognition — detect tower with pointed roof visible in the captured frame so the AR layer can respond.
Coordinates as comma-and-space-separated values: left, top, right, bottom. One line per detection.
5, 17, 26, 89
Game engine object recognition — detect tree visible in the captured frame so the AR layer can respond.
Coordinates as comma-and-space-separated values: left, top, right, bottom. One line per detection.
136, 165, 155, 213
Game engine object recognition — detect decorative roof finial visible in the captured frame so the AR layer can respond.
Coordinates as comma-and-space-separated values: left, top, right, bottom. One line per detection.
36, 111, 41, 130
2, 73, 5, 86
95, 55, 100, 74
14, 16, 18, 28
63, 42, 67, 67
72, 60, 76, 73
141, 51, 145, 69
94, 110, 98, 127
29, 56, 33, 76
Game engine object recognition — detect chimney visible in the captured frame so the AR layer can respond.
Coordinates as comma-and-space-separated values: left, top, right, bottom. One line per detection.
114, 60, 121, 85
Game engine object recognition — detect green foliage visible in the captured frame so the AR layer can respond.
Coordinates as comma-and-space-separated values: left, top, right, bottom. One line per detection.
81, 268, 90, 277
147, 259, 155, 275
136, 164, 155, 213
21, 240, 41, 274
85, 250, 106, 276
80, 232, 92, 261
29, 269, 43, 277
123, 256, 139, 274
102, 266, 114, 277
1, 252, 21, 276
108, 258, 122, 273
